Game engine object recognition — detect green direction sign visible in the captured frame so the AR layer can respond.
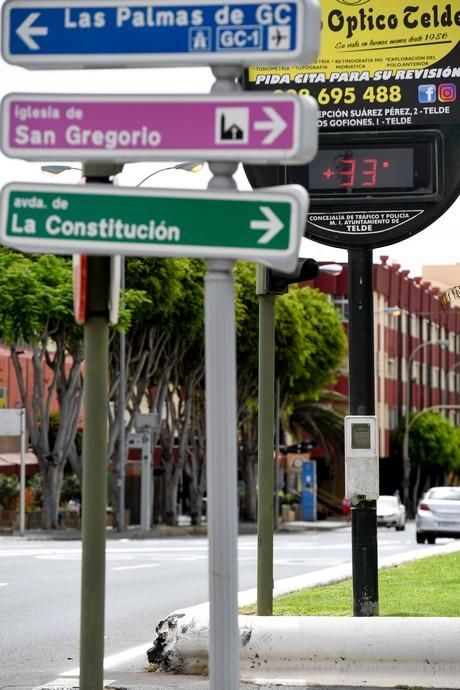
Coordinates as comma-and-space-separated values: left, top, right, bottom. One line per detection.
0, 182, 307, 271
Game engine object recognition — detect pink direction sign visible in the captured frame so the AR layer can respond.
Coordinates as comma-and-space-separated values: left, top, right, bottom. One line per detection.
1, 92, 318, 164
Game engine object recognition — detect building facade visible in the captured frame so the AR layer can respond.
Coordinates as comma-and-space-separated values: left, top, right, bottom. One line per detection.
311, 257, 460, 466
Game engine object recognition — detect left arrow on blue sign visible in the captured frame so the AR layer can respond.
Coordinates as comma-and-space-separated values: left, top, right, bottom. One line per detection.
2, 0, 321, 69
16, 12, 48, 49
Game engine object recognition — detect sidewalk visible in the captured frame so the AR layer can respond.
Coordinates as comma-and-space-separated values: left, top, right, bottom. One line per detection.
29, 674, 395, 689
10, 518, 348, 540
101, 674, 402, 690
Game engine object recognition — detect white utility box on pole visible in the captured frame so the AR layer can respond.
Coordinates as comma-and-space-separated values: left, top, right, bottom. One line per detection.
345, 415, 379, 502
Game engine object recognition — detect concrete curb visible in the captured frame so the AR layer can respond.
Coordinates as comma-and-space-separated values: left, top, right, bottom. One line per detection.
148, 541, 460, 687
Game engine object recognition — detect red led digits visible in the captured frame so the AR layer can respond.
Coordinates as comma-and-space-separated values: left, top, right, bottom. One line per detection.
340, 158, 356, 187
362, 158, 378, 187
337, 156, 380, 188
311, 146, 416, 194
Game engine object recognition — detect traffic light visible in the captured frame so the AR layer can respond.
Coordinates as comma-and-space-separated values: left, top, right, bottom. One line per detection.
257, 258, 319, 295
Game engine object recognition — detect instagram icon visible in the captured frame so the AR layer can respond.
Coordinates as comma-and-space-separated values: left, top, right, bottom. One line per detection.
439, 84, 457, 102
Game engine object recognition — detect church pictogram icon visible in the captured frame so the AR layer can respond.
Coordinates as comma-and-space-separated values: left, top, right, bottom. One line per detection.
215, 107, 249, 145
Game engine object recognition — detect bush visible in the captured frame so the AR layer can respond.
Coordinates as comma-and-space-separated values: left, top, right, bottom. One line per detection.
0, 475, 19, 510
27, 473, 43, 508
60, 473, 81, 503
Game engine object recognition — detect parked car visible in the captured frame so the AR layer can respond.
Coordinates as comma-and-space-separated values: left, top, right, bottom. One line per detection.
416, 486, 460, 544
376, 495, 406, 531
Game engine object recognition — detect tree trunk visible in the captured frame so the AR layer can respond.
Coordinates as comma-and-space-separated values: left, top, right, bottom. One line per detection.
243, 455, 257, 522
411, 463, 422, 516
164, 470, 179, 526
41, 463, 65, 529
189, 482, 203, 526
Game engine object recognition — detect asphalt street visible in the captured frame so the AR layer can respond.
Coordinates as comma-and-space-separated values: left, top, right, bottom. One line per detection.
0, 521, 448, 689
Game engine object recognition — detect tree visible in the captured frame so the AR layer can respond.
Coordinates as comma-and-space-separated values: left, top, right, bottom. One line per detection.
289, 393, 346, 464
393, 410, 460, 513
109, 257, 206, 526
0, 249, 83, 528
234, 263, 347, 520
157, 260, 205, 526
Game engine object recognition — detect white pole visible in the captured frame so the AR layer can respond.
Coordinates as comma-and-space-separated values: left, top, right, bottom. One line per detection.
205, 257, 240, 690
19, 408, 26, 535
140, 431, 152, 530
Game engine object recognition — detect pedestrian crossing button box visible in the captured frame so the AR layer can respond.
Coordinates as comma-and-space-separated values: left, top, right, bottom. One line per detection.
345, 415, 379, 501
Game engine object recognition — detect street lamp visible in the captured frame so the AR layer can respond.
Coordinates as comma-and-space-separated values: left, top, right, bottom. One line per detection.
402, 337, 449, 508
41, 165, 82, 175
41, 160, 203, 185
135, 161, 203, 187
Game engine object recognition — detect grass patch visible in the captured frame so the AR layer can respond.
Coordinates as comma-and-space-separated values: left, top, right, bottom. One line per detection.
241, 551, 460, 617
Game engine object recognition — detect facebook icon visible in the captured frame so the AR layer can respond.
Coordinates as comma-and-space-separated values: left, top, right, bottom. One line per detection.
418, 84, 437, 103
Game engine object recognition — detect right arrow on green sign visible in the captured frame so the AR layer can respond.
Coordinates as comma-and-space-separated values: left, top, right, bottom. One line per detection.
0, 182, 308, 272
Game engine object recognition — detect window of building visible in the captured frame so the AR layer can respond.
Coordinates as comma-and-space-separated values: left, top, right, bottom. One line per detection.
332, 296, 349, 321
389, 406, 399, 430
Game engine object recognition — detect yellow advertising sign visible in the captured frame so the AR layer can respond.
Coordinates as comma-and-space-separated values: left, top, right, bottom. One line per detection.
246, 0, 460, 129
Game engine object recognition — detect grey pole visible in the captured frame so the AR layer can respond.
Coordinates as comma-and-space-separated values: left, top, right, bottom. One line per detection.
274, 378, 281, 531
79, 163, 120, 690
19, 408, 26, 535
205, 256, 240, 690
205, 63, 241, 690
117, 257, 126, 532
256, 269, 275, 615
79, 255, 110, 690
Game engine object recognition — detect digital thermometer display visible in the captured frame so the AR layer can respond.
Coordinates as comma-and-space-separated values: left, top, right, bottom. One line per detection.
308, 142, 435, 197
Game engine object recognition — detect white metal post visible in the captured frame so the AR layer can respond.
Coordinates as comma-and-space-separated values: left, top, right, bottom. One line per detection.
19, 409, 26, 535
205, 257, 240, 690
140, 432, 152, 531
204, 65, 241, 690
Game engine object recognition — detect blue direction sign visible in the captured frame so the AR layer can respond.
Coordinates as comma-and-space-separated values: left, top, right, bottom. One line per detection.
2, 0, 321, 69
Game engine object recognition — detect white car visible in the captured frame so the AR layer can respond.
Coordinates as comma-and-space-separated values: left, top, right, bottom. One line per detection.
376, 495, 406, 531
416, 486, 460, 544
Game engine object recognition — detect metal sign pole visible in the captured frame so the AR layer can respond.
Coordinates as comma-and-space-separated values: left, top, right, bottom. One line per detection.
19, 408, 26, 535
256, 272, 275, 615
205, 65, 240, 690
117, 256, 126, 532
140, 431, 152, 531
79, 163, 119, 690
348, 247, 379, 617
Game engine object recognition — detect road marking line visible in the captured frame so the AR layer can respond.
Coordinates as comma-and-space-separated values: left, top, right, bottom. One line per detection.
59, 642, 151, 677
0, 582, 8, 586
33, 678, 115, 688
112, 563, 161, 571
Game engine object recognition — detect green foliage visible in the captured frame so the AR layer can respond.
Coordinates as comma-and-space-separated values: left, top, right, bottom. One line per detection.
0, 248, 78, 346
394, 411, 460, 473
276, 285, 347, 401
289, 401, 345, 458
123, 257, 205, 347
234, 263, 347, 404
60, 473, 81, 503
0, 474, 19, 510
234, 262, 259, 379
27, 473, 43, 508
241, 551, 460, 617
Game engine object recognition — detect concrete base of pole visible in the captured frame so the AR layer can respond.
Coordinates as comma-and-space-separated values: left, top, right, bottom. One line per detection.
148, 542, 460, 688
148, 610, 460, 688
